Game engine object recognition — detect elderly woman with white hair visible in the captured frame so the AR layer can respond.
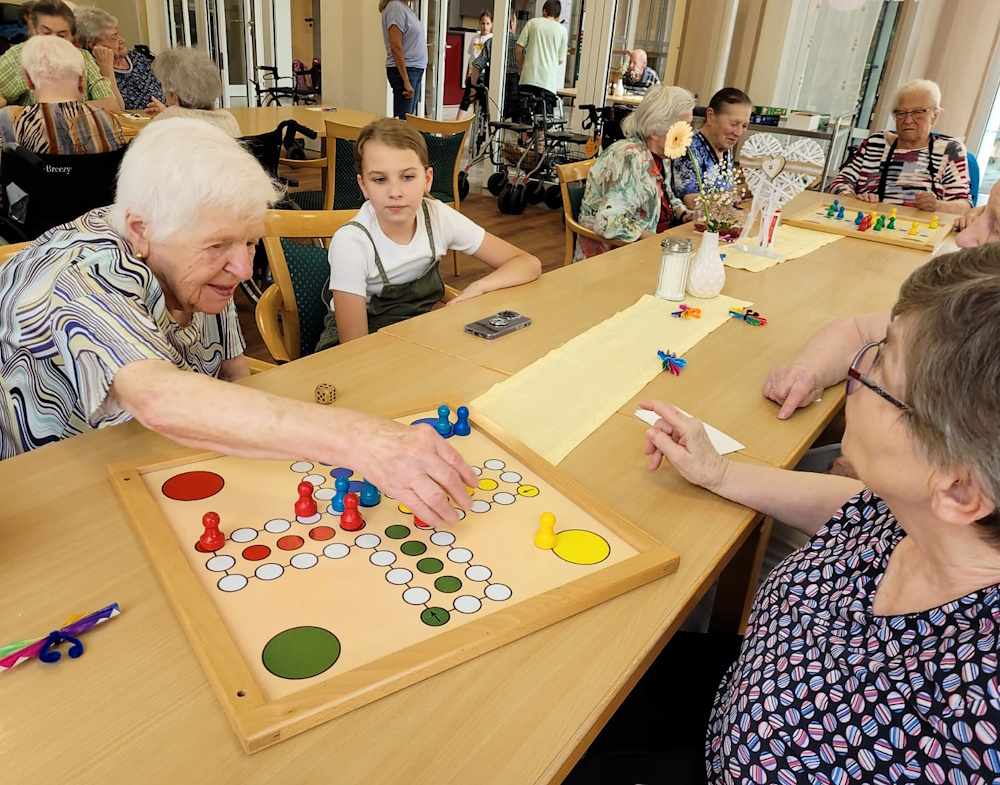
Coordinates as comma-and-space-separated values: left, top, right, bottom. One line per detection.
147, 47, 240, 137
0, 119, 477, 527
0, 33, 124, 154
573, 85, 695, 261
831, 79, 971, 213
75, 6, 165, 112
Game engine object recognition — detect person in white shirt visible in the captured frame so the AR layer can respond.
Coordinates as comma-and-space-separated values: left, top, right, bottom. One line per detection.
316, 119, 540, 348
456, 9, 492, 121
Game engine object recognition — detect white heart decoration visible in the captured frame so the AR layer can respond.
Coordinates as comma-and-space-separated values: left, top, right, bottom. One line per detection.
761, 156, 786, 180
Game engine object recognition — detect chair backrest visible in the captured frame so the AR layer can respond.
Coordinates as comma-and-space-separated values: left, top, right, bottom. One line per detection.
0, 144, 127, 240
261, 209, 357, 360
404, 114, 473, 209
325, 119, 366, 211
556, 158, 596, 222
967, 150, 980, 207
0, 240, 30, 266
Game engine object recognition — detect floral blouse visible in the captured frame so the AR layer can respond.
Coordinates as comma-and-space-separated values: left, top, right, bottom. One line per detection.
574, 136, 687, 262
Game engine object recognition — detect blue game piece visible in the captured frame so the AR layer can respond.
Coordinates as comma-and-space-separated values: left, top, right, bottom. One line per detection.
435, 404, 453, 438
359, 479, 381, 507
832, 199, 839, 210
837, 206, 845, 220
453, 406, 471, 436
330, 475, 350, 513
854, 211, 863, 226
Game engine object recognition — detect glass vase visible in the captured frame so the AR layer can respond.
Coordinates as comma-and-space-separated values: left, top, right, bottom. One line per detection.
686, 231, 726, 299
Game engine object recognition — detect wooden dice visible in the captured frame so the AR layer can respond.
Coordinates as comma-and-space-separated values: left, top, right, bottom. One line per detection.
315, 383, 336, 405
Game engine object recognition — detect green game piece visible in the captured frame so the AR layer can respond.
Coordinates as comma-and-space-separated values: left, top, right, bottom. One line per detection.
874, 216, 885, 232
401, 540, 427, 556
417, 557, 444, 574
434, 576, 462, 593
888, 217, 896, 230
826, 205, 836, 218
262, 626, 341, 679
385, 524, 410, 539
421, 607, 451, 626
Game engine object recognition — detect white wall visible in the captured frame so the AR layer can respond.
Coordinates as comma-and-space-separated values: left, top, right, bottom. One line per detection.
320, 0, 390, 115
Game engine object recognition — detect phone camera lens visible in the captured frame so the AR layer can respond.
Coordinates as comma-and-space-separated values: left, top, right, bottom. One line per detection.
489, 317, 508, 327
497, 310, 519, 319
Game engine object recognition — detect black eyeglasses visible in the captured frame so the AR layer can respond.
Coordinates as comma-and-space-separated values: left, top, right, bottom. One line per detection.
892, 108, 932, 120
846, 341, 910, 413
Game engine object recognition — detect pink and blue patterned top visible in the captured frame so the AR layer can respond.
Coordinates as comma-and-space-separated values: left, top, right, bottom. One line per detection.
708, 489, 1000, 784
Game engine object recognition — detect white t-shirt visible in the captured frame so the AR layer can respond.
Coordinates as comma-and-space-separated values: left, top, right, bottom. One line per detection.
328, 199, 486, 304
467, 32, 492, 63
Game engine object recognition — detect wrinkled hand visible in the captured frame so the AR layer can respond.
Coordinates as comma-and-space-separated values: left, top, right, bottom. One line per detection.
856, 193, 879, 203
827, 455, 858, 478
953, 206, 984, 231
145, 96, 166, 117
762, 363, 822, 420
640, 401, 728, 491
914, 191, 938, 212
349, 415, 476, 526
681, 212, 694, 223
403, 82, 415, 99
92, 45, 115, 74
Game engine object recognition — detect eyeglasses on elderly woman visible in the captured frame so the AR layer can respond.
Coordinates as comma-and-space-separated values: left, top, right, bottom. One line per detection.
846, 340, 910, 413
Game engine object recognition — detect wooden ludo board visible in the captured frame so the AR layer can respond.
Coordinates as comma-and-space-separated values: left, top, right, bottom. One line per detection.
784, 195, 953, 251
110, 404, 679, 753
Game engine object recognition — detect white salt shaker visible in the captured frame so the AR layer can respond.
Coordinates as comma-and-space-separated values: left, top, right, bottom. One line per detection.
655, 237, 693, 301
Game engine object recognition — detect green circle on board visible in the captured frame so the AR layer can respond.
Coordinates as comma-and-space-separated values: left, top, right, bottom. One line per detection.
401, 540, 427, 556
421, 607, 451, 626
416, 557, 444, 574
434, 576, 462, 593
261, 626, 341, 680
385, 525, 410, 539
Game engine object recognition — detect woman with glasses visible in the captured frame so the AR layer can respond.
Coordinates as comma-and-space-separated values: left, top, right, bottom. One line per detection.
570, 246, 1000, 783
830, 79, 971, 213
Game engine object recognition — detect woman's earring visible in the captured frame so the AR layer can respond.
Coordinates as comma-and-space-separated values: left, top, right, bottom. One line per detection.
135, 249, 143, 260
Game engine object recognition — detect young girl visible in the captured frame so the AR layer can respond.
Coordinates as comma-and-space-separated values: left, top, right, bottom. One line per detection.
456, 10, 492, 121
316, 118, 541, 349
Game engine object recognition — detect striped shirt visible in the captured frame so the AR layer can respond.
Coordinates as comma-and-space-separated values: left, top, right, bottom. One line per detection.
0, 101, 125, 156
830, 132, 971, 207
0, 208, 245, 459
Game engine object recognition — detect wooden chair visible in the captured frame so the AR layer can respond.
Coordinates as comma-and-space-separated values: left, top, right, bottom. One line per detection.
323, 119, 367, 212
556, 159, 625, 266
405, 114, 474, 275
0, 240, 31, 266
256, 210, 458, 362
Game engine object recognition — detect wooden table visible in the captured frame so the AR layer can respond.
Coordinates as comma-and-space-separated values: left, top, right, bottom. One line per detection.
558, 86, 642, 108
227, 105, 380, 137
382, 192, 927, 467
2, 331, 768, 784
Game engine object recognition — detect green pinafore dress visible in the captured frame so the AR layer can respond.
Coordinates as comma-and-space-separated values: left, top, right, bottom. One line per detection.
315, 200, 446, 352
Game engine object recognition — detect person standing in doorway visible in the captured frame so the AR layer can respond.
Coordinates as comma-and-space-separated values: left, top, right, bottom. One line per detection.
515, 0, 567, 119
380, 0, 427, 120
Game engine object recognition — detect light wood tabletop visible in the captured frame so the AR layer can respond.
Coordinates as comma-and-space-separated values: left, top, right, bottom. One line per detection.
382, 191, 930, 466
227, 105, 380, 138
1, 331, 771, 784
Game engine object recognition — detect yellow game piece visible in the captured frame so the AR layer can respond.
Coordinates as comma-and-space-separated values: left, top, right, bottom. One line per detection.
534, 512, 557, 550
889, 207, 897, 218
868, 211, 875, 221
908, 222, 919, 236
929, 215, 939, 229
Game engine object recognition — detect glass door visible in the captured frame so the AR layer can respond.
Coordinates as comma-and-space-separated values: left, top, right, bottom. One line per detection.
416, 0, 447, 119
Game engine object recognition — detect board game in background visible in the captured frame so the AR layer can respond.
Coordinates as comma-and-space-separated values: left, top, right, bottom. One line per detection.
110, 405, 678, 753
784, 196, 952, 251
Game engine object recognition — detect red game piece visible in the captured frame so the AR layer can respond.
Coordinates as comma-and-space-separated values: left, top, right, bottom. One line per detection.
199, 511, 225, 551
858, 215, 872, 232
295, 481, 318, 518
413, 514, 433, 529
339, 493, 365, 531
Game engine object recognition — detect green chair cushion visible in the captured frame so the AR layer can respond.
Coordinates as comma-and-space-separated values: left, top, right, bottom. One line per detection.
333, 138, 365, 210
291, 190, 325, 210
421, 131, 464, 203
280, 237, 330, 358
567, 181, 586, 222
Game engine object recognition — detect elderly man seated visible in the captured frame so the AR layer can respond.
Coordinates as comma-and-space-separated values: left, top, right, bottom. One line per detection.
620, 49, 659, 96
831, 79, 970, 213
0, 33, 124, 155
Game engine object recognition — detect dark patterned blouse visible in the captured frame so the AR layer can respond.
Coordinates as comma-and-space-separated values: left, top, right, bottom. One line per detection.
114, 50, 166, 110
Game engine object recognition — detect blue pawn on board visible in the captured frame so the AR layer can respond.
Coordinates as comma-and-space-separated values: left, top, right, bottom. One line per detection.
837, 206, 845, 220
330, 476, 350, 513
359, 479, 381, 507
435, 404, 453, 438
453, 406, 471, 437
855, 211, 864, 226
832, 199, 839, 211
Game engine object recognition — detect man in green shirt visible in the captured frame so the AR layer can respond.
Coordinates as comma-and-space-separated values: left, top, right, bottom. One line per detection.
515, 0, 568, 117
0, 0, 123, 112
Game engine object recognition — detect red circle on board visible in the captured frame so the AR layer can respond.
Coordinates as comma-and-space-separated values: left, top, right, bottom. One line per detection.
309, 526, 336, 541
162, 471, 225, 501
277, 535, 304, 551
243, 544, 271, 561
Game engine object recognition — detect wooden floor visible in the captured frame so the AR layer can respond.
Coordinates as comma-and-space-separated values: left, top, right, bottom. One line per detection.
238, 190, 567, 362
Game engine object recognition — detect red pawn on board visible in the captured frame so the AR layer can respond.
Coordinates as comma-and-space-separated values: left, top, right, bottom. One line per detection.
200, 511, 225, 551
339, 493, 365, 531
413, 514, 433, 529
295, 481, 318, 518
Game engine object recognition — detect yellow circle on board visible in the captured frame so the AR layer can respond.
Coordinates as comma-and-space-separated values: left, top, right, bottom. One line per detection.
517, 485, 539, 497
398, 504, 410, 514
478, 478, 499, 491
552, 530, 611, 565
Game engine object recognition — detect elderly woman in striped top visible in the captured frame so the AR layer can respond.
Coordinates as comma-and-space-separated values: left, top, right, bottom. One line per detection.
830, 79, 970, 213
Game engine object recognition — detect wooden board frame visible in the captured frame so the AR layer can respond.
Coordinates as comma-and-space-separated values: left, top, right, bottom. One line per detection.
109, 401, 679, 753
783, 195, 953, 252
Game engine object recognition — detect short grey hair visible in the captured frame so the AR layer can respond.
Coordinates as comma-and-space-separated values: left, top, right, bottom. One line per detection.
622, 85, 696, 139
74, 6, 117, 48
153, 47, 224, 110
895, 78, 942, 110
20, 33, 84, 84
109, 118, 283, 241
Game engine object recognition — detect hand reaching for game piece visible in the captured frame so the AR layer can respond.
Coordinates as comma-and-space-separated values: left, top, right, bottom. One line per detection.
344, 413, 477, 527
762, 362, 822, 420
640, 401, 728, 492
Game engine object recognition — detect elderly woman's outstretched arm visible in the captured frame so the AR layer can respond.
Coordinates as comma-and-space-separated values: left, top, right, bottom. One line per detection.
111, 359, 477, 527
